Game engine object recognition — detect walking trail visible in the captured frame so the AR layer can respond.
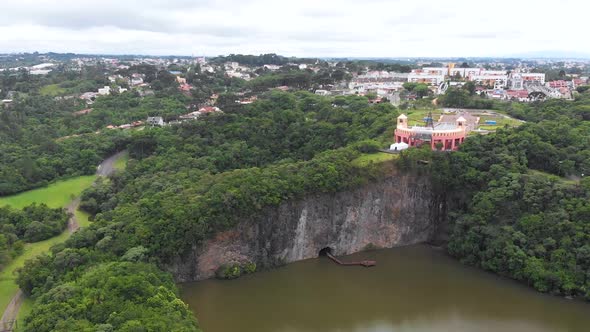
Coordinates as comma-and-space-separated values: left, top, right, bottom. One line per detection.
0, 152, 125, 331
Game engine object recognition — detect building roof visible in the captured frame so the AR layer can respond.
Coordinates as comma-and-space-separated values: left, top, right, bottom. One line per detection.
456, 116, 466, 122
507, 90, 530, 98
398, 114, 408, 119
198, 106, 220, 113
433, 123, 458, 130
439, 112, 478, 125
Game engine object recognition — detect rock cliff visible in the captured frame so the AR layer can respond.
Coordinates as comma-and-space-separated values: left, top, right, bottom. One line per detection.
171, 170, 443, 282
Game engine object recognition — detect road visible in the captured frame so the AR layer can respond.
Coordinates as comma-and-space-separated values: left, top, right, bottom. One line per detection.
96, 150, 127, 177
67, 150, 126, 233
0, 151, 126, 331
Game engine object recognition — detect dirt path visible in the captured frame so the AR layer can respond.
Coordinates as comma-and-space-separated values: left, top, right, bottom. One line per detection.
0, 290, 22, 332
0, 201, 83, 332
0, 151, 126, 330
67, 198, 81, 234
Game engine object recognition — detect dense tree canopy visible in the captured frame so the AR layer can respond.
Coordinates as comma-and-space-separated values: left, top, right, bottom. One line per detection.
22, 262, 200, 332
0, 204, 68, 269
15, 90, 398, 330
401, 91, 590, 299
8, 60, 590, 331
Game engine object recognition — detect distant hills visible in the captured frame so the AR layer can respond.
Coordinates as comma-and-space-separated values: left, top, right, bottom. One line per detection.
508, 51, 590, 60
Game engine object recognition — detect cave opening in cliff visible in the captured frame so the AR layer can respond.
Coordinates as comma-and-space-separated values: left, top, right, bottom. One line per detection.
318, 247, 333, 257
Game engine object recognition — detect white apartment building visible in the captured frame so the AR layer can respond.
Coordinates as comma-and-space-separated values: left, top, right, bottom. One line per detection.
407, 72, 445, 85
421, 67, 481, 78
510, 74, 524, 90
469, 74, 508, 87
519, 73, 546, 85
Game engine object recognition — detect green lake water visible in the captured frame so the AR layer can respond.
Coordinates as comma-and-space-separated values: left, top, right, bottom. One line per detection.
181, 245, 590, 332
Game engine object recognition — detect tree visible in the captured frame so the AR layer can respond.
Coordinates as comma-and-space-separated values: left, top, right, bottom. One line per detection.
463, 81, 476, 96
22, 262, 201, 332
414, 84, 430, 98
403, 82, 418, 91
439, 88, 470, 107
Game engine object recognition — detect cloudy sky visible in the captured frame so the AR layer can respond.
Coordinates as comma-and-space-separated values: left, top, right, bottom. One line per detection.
0, 0, 588, 57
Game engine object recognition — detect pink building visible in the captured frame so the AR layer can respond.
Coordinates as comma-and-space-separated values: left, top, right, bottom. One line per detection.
548, 80, 568, 88
394, 114, 472, 151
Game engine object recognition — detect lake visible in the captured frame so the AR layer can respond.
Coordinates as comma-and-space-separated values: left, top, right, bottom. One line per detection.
181, 245, 590, 332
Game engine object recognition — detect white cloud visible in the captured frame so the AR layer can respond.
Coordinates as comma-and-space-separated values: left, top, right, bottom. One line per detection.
0, 0, 588, 57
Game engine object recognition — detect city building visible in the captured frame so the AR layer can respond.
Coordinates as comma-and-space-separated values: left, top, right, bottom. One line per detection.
394, 113, 479, 151
505, 90, 530, 102
407, 71, 445, 85
518, 73, 546, 85
469, 73, 508, 88
548, 80, 569, 88
510, 74, 524, 90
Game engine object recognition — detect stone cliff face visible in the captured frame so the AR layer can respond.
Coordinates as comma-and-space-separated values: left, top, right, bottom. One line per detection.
171, 170, 442, 282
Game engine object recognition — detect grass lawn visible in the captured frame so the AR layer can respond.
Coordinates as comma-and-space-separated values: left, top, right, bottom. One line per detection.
0, 175, 97, 320
352, 152, 398, 167
404, 109, 443, 126
114, 151, 129, 171
402, 109, 523, 132
39, 84, 66, 96
477, 114, 523, 131
0, 176, 96, 209
0, 229, 70, 316
0, 279, 15, 319
75, 209, 91, 228
14, 297, 33, 330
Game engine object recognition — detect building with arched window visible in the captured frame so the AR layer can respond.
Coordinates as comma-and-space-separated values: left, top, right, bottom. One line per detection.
394, 113, 479, 151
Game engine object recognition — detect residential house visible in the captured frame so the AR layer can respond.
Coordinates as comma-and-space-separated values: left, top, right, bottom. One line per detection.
130, 77, 144, 86
98, 86, 111, 95
2, 99, 13, 108
237, 96, 257, 104
505, 90, 530, 102
179, 111, 202, 120
80, 92, 98, 104
179, 84, 192, 93
198, 106, 221, 114
147, 116, 165, 126
264, 64, 281, 71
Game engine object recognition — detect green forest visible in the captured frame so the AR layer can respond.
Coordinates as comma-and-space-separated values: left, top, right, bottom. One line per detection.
10, 90, 397, 331
1, 56, 589, 330
401, 93, 590, 299
0, 204, 69, 269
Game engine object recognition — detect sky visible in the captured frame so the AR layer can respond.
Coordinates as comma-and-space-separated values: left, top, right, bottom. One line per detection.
0, 0, 588, 58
